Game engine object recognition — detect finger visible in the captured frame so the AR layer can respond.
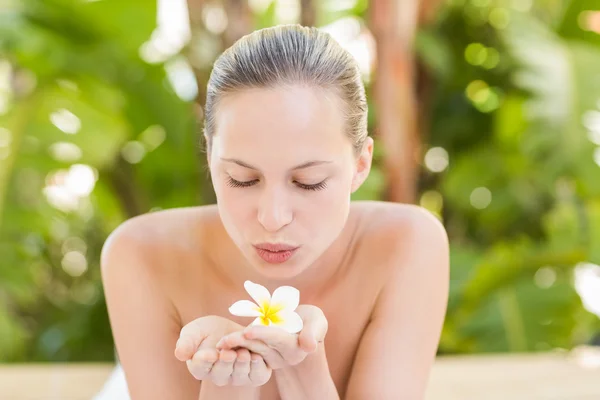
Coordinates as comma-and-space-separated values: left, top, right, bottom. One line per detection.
186, 347, 219, 380
231, 348, 251, 386
242, 328, 302, 368
209, 349, 237, 386
220, 331, 287, 369
296, 306, 328, 353
175, 329, 208, 361
243, 326, 301, 360
298, 329, 318, 353
185, 337, 229, 381
216, 331, 246, 350
243, 326, 296, 350
249, 353, 272, 387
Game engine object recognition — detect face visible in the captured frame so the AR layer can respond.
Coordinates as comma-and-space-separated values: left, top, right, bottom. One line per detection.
208, 85, 372, 279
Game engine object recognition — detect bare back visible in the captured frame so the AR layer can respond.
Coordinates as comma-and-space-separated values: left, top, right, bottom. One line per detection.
101, 201, 441, 399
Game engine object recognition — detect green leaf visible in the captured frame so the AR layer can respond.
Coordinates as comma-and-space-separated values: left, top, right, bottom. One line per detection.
500, 11, 600, 191
253, 1, 277, 31
587, 200, 600, 264
444, 241, 592, 353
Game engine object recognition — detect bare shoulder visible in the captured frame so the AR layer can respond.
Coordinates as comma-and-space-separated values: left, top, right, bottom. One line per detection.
100, 204, 224, 320
103, 205, 218, 251
101, 205, 219, 268
348, 200, 449, 291
352, 200, 448, 253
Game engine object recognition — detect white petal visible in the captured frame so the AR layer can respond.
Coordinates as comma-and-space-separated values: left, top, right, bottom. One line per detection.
270, 285, 300, 312
271, 311, 303, 334
229, 300, 262, 317
244, 280, 271, 307
251, 317, 269, 326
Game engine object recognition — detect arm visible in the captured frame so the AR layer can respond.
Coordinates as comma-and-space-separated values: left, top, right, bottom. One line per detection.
274, 342, 339, 400
199, 382, 261, 400
100, 223, 200, 400
345, 209, 450, 399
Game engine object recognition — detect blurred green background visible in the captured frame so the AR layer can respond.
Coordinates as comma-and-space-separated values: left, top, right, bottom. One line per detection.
1, 0, 600, 363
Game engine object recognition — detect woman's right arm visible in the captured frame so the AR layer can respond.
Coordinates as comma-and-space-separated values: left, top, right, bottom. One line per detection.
100, 224, 201, 400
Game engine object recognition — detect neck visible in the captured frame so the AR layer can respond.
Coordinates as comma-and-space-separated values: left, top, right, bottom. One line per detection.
209, 211, 361, 303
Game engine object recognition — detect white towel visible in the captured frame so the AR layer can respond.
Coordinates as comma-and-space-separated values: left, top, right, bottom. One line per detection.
92, 364, 131, 400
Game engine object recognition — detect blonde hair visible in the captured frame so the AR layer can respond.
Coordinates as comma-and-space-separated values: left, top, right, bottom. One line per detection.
203, 24, 368, 155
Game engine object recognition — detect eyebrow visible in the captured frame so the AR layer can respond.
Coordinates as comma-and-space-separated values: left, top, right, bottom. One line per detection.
220, 158, 332, 171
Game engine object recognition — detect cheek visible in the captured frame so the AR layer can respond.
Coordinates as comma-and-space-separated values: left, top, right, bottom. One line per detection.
215, 187, 254, 236
219, 189, 251, 219
303, 183, 351, 229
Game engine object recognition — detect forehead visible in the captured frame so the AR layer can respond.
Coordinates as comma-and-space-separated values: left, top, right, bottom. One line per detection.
213, 85, 348, 157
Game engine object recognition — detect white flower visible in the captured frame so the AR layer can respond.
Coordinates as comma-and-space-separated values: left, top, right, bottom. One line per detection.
228, 280, 303, 334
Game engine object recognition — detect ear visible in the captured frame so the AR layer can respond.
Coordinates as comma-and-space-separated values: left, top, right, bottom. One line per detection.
351, 136, 374, 193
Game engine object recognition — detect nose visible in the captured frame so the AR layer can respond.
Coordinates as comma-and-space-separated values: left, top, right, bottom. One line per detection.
257, 186, 293, 233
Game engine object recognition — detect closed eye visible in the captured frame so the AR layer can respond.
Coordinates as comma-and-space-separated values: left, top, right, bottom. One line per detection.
226, 177, 328, 191
226, 177, 258, 188
295, 180, 328, 191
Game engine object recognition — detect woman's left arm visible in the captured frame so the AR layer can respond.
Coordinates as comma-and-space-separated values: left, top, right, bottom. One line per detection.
273, 341, 339, 400
345, 210, 450, 400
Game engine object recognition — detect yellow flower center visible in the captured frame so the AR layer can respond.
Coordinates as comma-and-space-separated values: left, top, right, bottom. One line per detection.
259, 301, 284, 325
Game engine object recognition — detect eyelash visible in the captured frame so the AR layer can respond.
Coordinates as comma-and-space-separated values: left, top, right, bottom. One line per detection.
226, 177, 328, 191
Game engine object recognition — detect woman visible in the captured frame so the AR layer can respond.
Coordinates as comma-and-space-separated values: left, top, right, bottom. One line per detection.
101, 24, 449, 400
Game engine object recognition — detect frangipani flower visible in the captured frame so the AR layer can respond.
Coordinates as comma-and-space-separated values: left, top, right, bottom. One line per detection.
228, 280, 303, 334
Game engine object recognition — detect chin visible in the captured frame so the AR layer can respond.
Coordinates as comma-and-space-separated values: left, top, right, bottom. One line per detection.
257, 266, 305, 280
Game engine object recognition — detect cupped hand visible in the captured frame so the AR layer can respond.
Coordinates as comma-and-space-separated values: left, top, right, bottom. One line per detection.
174, 315, 272, 387
215, 305, 328, 370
